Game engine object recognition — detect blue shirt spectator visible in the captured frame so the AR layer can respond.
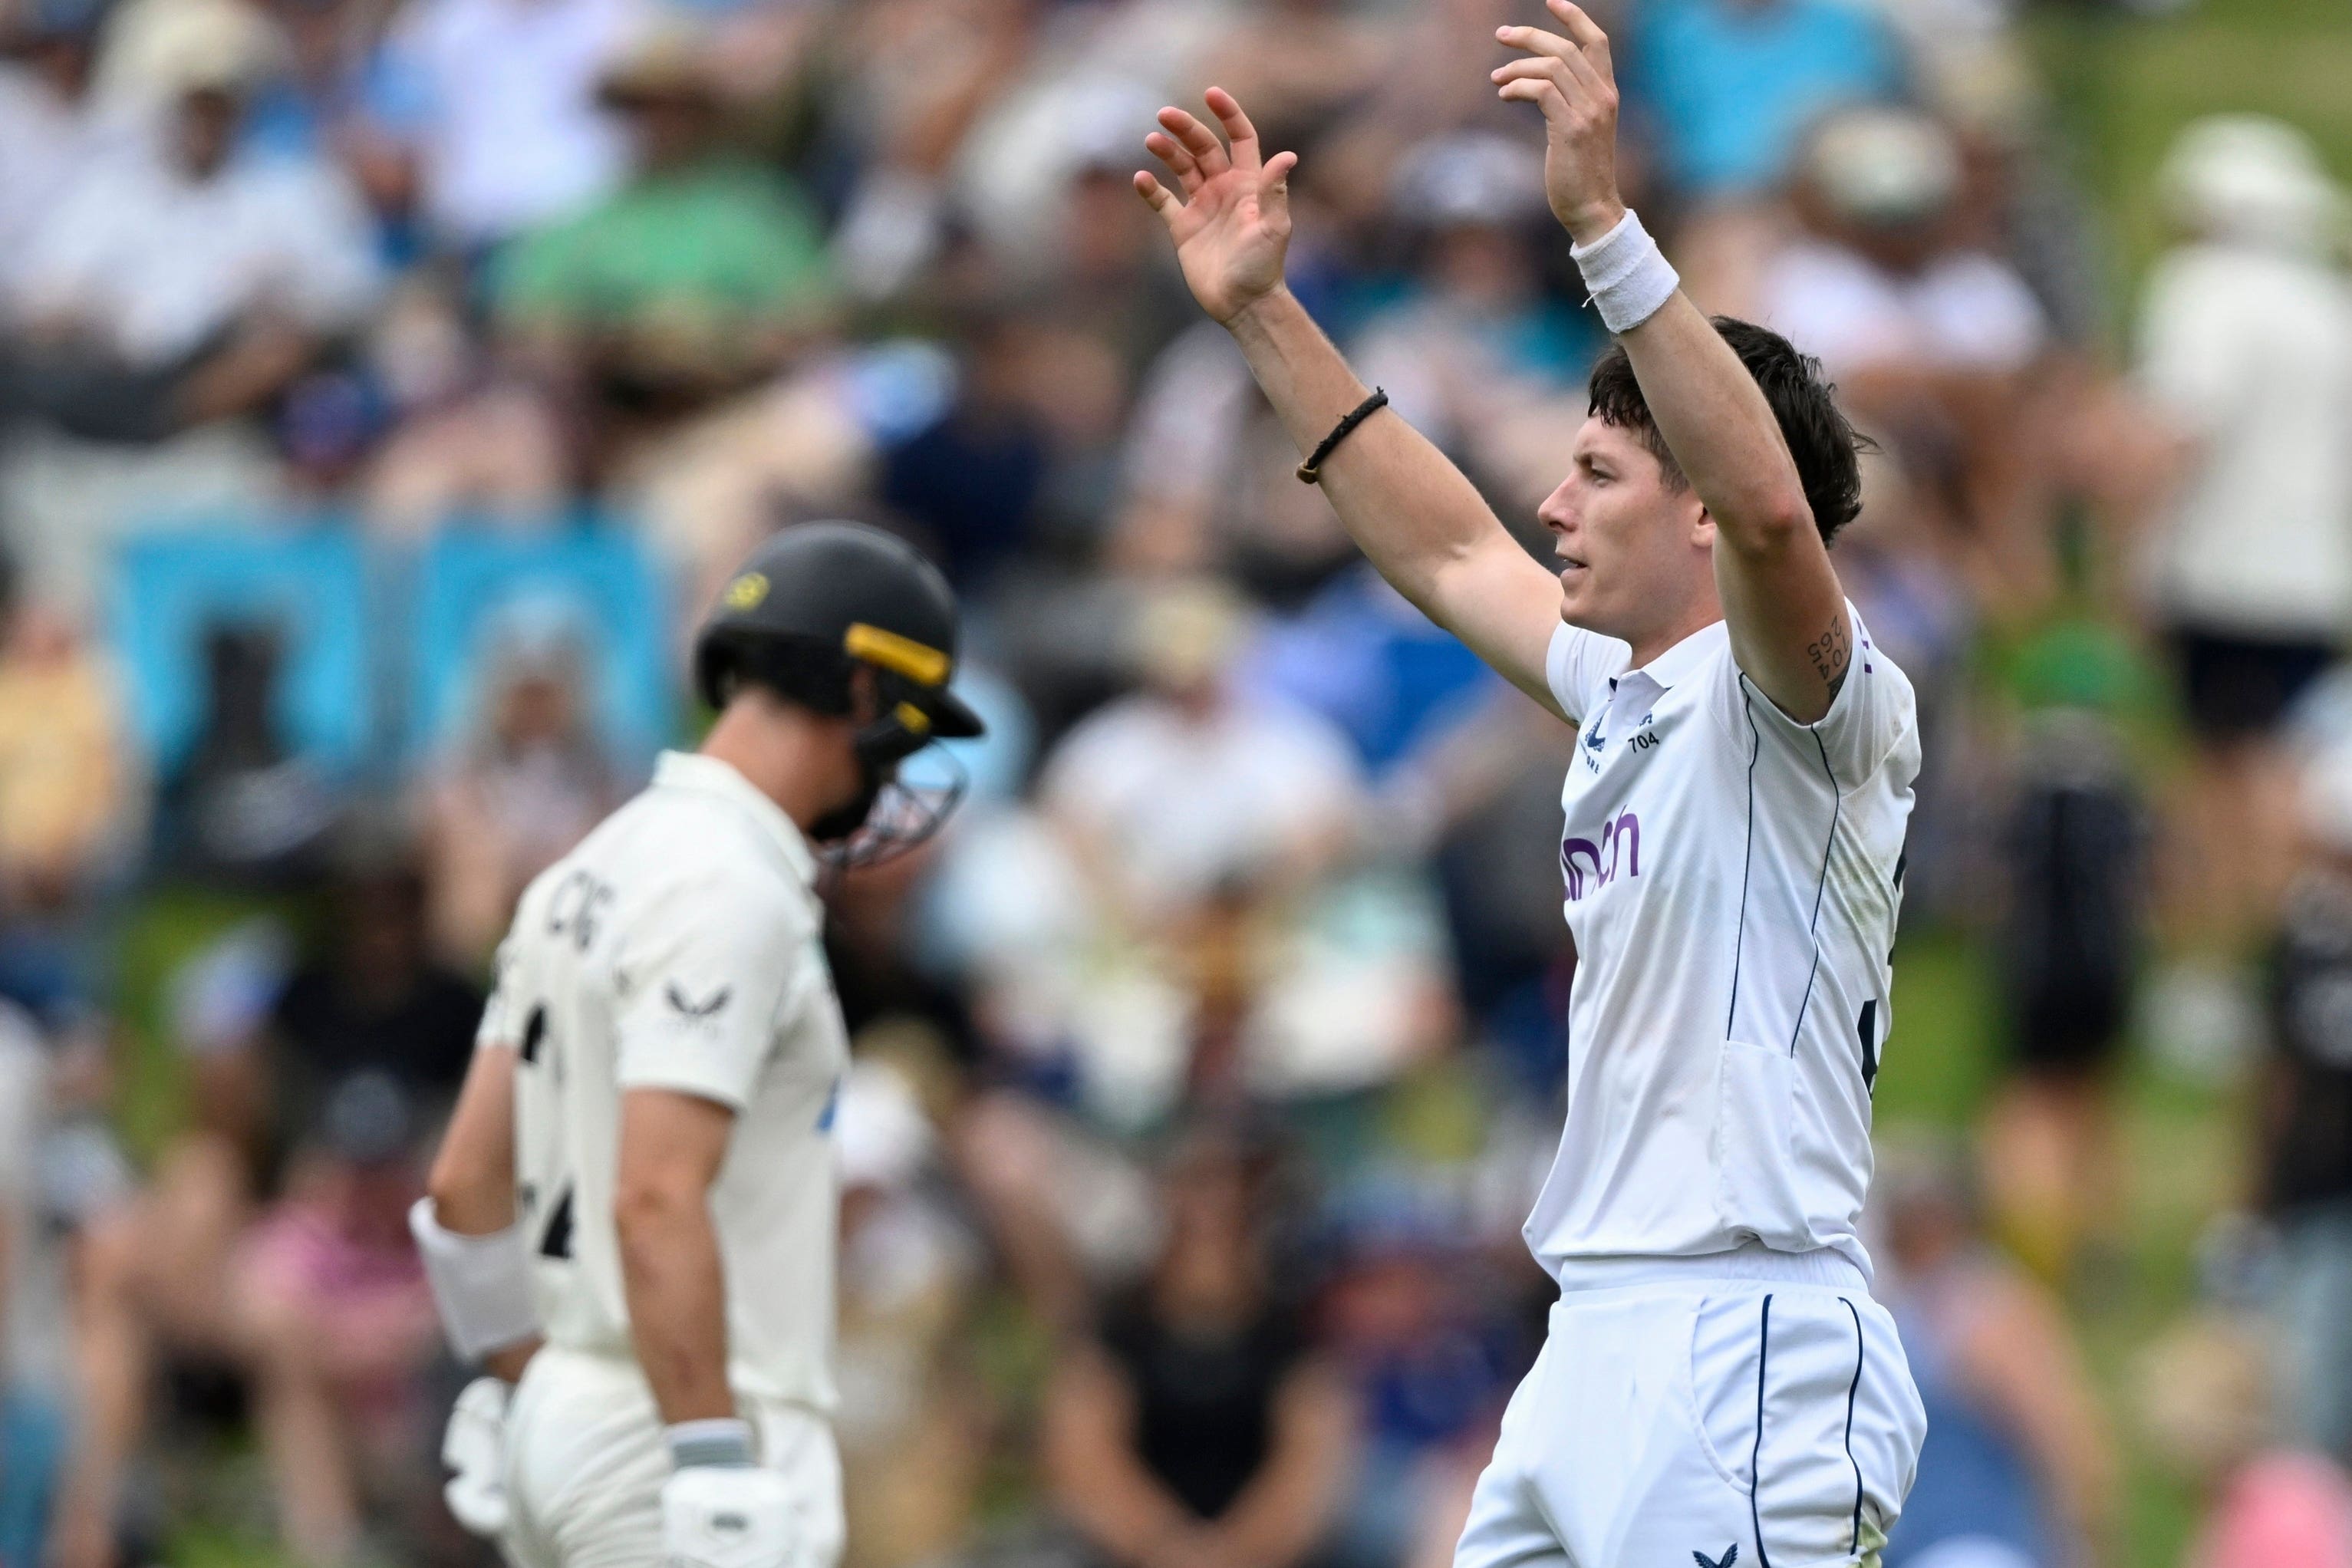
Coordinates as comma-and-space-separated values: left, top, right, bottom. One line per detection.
1622, 0, 1906, 201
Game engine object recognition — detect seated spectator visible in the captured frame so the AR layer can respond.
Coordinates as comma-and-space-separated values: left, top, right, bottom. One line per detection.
1876, 1142, 2117, 1567
1762, 107, 2048, 384
239, 0, 422, 248
68, 831, 479, 1566
1039, 580, 1363, 933
1758, 106, 2057, 613
2, 0, 380, 446
1352, 134, 1605, 511
1620, 0, 1903, 205
232, 1071, 441, 1564
1043, 1125, 1355, 1568
0, 0, 146, 281
1245, 562, 1500, 779
360, 272, 572, 537
833, 1058, 987, 1568
1191, 0, 1398, 152
2137, 116, 2352, 953
878, 299, 1094, 590
0, 554, 133, 914
420, 608, 621, 965
494, 28, 836, 451
932, 581, 1449, 1131
1319, 1207, 1528, 1568
377, 0, 647, 250
252, 831, 485, 1158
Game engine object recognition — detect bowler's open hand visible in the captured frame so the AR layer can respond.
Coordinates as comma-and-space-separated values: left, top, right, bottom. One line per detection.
1494, 0, 1628, 245
1135, 87, 1301, 327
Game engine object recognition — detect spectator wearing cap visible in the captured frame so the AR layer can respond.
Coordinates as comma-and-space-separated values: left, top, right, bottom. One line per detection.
492, 25, 837, 462
1764, 107, 2047, 381
2138, 117, 2352, 952
1758, 105, 2055, 610
0, 0, 381, 611
2, 0, 380, 442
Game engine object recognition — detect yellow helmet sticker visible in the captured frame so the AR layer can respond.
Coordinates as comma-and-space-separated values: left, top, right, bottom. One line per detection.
723, 572, 769, 610
845, 622, 951, 687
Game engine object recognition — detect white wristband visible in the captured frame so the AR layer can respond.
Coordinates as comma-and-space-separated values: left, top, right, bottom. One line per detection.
1570, 208, 1680, 334
409, 1198, 539, 1362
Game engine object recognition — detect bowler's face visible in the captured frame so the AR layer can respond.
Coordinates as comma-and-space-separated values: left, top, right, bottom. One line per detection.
1538, 417, 1705, 641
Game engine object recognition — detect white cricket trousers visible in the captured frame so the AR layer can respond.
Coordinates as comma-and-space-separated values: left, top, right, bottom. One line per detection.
1454, 1247, 1926, 1568
500, 1346, 845, 1568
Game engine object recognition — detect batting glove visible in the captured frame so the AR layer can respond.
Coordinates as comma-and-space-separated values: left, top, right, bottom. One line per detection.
661, 1419, 798, 1568
440, 1376, 512, 1537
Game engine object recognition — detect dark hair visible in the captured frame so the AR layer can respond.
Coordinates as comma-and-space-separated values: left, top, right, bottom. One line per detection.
1586, 317, 1867, 545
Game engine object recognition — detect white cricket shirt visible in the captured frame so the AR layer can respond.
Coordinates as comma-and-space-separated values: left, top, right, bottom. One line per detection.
480, 750, 848, 1412
1525, 605, 1917, 1282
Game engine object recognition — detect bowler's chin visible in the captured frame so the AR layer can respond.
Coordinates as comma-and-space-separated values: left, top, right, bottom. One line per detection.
1557, 578, 1596, 631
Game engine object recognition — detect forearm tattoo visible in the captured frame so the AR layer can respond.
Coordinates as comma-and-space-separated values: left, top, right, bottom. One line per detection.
1808, 617, 1851, 700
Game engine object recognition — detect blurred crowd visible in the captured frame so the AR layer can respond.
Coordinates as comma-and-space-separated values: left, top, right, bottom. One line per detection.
2, 0, 2352, 1564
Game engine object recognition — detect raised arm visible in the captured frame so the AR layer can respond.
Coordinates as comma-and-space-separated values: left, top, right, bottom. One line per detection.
1496, 2, 1853, 723
1137, 89, 1567, 719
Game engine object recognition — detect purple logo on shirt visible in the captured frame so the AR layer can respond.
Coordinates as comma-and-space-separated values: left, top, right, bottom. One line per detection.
1561, 808, 1640, 901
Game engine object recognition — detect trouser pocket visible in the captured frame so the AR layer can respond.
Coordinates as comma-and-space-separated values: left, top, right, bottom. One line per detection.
1688, 1288, 1923, 1565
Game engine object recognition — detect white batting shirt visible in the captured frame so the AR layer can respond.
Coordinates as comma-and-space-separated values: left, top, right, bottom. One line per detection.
482, 751, 848, 1412
1525, 604, 1918, 1282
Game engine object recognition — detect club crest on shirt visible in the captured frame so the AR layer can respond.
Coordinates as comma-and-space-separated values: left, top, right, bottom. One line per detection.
665, 981, 731, 1020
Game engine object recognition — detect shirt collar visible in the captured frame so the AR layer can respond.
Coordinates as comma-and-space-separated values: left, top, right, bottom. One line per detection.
652, 750, 819, 889
1610, 619, 1728, 696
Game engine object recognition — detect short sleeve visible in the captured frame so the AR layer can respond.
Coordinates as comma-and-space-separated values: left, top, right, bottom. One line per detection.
1728, 603, 1918, 785
1545, 622, 1629, 725
610, 878, 815, 1112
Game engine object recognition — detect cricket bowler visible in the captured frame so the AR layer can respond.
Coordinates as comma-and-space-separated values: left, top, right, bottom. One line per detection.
1133, 6, 1928, 1563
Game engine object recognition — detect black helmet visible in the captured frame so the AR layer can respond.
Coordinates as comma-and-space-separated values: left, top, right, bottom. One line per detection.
693, 521, 985, 865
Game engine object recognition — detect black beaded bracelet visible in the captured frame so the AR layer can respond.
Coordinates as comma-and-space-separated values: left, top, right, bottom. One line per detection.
1296, 387, 1389, 484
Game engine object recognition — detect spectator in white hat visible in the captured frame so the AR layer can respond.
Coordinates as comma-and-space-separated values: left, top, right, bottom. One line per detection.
2139, 115, 2352, 951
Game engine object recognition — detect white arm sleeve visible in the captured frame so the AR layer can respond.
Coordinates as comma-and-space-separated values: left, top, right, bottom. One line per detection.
409, 1198, 538, 1362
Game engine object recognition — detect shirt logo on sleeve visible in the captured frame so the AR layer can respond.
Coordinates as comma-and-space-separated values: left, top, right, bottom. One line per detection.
665, 981, 731, 1020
